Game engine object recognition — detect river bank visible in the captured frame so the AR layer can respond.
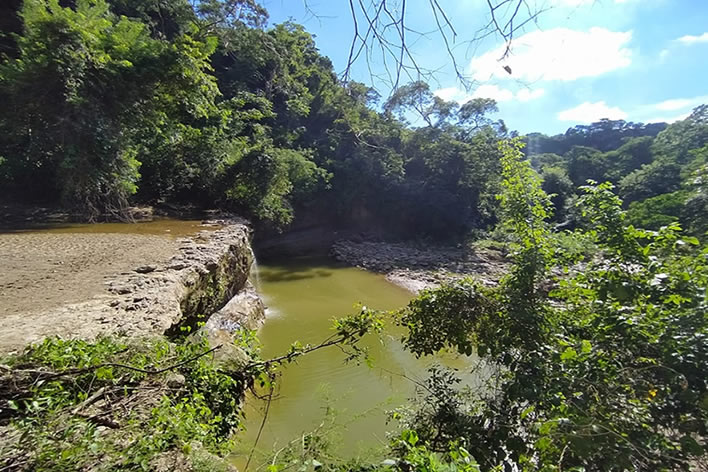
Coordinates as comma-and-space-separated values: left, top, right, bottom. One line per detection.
0, 215, 269, 471
0, 218, 264, 354
331, 240, 509, 293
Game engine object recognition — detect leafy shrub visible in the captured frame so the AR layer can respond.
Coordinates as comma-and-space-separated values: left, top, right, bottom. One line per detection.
392, 141, 708, 471
1, 335, 260, 470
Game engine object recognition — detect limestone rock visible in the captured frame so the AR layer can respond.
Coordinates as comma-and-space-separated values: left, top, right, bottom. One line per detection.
135, 265, 157, 274
0, 220, 259, 354
331, 240, 509, 294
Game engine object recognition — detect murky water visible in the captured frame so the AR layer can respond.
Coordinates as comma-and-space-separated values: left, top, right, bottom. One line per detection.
0, 218, 218, 237
232, 257, 473, 468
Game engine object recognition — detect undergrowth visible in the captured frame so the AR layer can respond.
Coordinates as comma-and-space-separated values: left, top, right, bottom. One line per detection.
0, 334, 261, 471
0, 309, 384, 471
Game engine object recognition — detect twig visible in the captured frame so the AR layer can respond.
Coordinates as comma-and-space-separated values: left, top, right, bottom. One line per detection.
0, 458, 29, 472
244, 381, 274, 472
75, 412, 121, 429
247, 335, 351, 370
558, 443, 568, 471
9, 345, 222, 382
71, 385, 109, 415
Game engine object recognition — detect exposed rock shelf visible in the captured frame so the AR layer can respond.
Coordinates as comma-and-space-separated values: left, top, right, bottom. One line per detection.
0, 219, 264, 354
331, 240, 509, 293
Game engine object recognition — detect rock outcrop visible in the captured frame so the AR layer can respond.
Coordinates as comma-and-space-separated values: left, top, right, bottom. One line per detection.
331, 240, 509, 293
0, 219, 265, 354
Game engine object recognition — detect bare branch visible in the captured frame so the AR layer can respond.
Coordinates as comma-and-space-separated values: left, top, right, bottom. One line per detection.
331, 0, 548, 93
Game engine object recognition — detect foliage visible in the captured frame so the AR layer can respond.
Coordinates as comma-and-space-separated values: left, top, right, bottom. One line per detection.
525, 120, 667, 156
0, 0, 508, 235
0, 0, 151, 213
392, 141, 708, 471
1, 335, 258, 470
619, 159, 682, 203
652, 105, 708, 164
626, 190, 686, 230
3, 0, 703, 238
0, 308, 386, 471
540, 166, 574, 221
526, 107, 708, 239
254, 427, 480, 472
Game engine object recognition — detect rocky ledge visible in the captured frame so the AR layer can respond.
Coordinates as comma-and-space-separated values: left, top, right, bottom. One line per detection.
331, 240, 509, 293
0, 219, 264, 354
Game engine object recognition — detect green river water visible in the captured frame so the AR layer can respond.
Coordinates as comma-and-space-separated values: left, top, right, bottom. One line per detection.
231, 257, 473, 468
1, 218, 215, 237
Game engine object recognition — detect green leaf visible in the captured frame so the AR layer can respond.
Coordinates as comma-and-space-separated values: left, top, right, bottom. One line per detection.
535, 436, 552, 451
560, 347, 578, 361
580, 340, 592, 354
679, 435, 704, 455
683, 236, 700, 246
521, 405, 535, 420
401, 429, 419, 446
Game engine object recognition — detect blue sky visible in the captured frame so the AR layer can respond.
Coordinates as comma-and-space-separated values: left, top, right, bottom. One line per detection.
262, 0, 708, 135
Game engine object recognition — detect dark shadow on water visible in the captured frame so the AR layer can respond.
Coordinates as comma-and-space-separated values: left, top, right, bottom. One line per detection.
259, 268, 335, 283
0, 223, 74, 234
257, 256, 349, 283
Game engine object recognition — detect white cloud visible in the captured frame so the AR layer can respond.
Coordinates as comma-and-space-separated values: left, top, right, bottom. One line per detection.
557, 101, 627, 123
434, 87, 472, 103
676, 32, 708, 45
645, 112, 690, 124
654, 98, 694, 112
651, 95, 708, 112
517, 88, 546, 102
473, 84, 514, 102
433, 85, 545, 104
468, 27, 633, 82
630, 96, 706, 125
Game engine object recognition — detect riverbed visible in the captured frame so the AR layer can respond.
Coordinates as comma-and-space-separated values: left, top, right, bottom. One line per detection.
232, 257, 474, 468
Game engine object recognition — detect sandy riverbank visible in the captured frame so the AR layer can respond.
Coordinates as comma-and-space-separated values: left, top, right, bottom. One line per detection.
0, 232, 179, 317
0, 218, 261, 354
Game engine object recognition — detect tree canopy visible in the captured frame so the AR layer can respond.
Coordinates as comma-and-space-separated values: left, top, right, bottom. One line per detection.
1, 0, 706, 240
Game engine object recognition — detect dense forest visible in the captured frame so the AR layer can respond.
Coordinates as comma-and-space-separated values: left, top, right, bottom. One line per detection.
0, 0, 499, 238
1, 1, 707, 471
525, 112, 708, 236
3, 0, 705, 240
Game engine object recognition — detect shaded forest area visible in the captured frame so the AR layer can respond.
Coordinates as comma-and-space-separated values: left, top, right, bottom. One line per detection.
1, 0, 706, 241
